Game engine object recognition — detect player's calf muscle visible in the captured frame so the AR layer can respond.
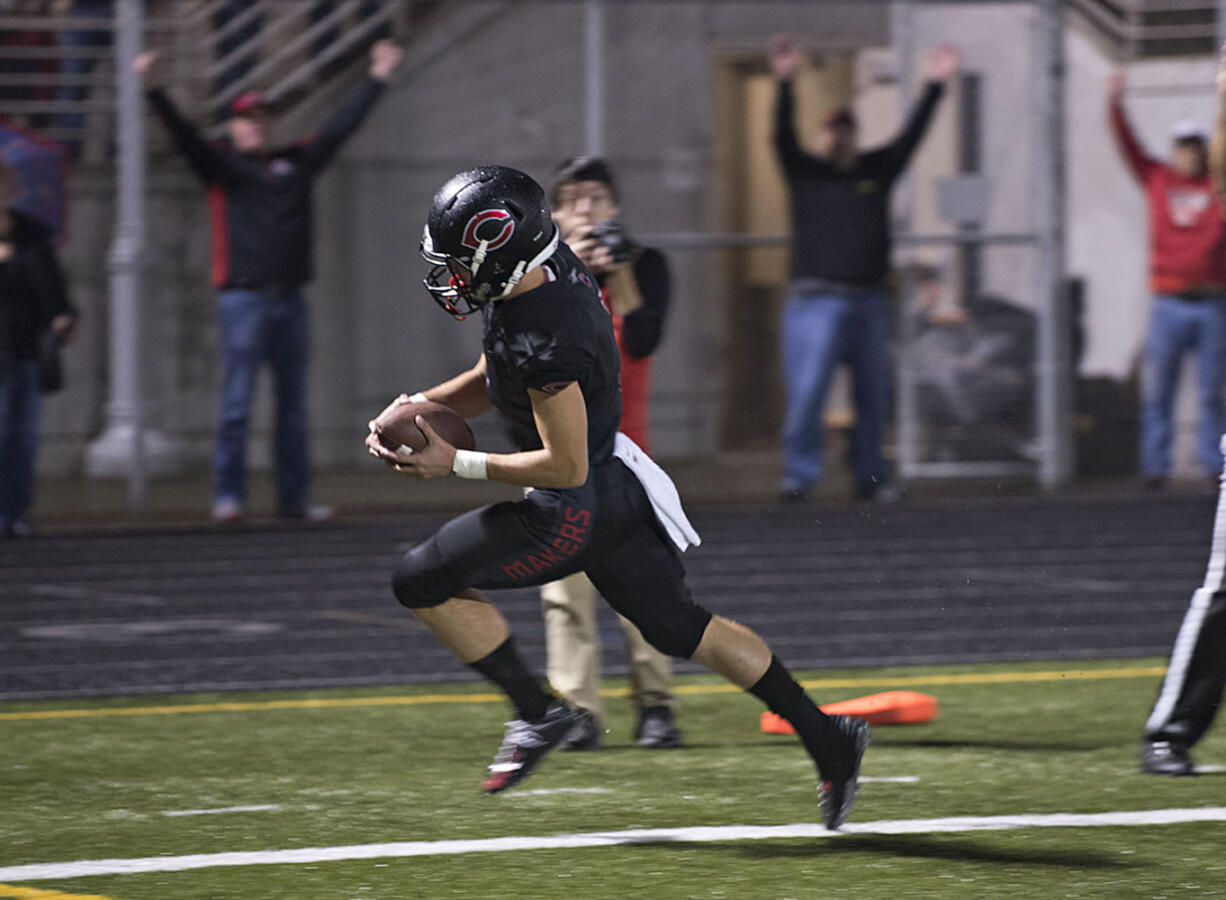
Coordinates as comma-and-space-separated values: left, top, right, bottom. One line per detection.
692, 616, 773, 688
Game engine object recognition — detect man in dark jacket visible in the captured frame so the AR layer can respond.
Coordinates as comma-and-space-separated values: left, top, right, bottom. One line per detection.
769, 35, 959, 502
0, 163, 76, 538
134, 39, 402, 522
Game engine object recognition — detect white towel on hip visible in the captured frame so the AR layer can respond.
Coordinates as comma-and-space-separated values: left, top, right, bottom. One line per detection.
613, 432, 702, 552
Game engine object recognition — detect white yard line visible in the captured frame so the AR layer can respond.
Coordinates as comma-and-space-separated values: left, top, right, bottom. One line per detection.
161, 805, 283, 817
2, 807, 1224, 882
859, 776, 919, 784
510, 788, 614, 797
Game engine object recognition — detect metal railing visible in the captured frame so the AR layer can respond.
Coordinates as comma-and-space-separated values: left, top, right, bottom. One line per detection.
0, 1, 402, 162
1069, 0, 1219, 56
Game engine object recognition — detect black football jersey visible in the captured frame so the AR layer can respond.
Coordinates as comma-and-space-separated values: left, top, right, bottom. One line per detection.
482, 243, 622, 465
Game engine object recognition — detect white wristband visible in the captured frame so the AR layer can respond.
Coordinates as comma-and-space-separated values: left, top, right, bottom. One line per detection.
407, 392, 429, 404
452, 449, 489, 480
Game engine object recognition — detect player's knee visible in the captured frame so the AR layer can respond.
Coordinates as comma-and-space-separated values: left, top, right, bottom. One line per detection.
636, 609, 711, 659
391, 554, 446, 610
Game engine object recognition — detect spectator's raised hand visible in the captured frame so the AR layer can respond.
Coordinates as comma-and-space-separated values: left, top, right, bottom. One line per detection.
370, 39, 403, 81
132, 50, 161, 87
923, 45, 961, 83
768, 34, 803, 82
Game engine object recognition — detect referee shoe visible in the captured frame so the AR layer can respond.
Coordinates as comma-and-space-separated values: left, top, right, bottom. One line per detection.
1139, 740, 1194, 776
481, 700, 580, 794
819, 715, 872, 830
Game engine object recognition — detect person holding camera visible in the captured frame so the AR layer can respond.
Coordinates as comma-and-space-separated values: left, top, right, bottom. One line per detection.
539, 156, 680, 750
0, 163, 76, 539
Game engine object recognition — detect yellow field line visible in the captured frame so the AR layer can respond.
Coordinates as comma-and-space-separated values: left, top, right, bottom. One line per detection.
0, 665, 1167, 723
0, 883, 125, 900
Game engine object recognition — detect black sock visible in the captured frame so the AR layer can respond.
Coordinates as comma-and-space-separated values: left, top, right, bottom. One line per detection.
749, 655, 836, 773
468, 636, 553, 722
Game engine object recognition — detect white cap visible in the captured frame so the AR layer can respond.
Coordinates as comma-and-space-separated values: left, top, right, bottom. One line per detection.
1172, 120, 1207, 143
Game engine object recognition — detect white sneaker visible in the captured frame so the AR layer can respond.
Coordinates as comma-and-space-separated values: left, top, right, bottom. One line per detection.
278, 504, 334, 522
211, 498, 243, 523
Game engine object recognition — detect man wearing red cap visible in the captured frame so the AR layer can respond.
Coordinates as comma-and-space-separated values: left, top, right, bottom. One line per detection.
133, 40, 403, 522
768, 36, 958, 503
1109, 72, 1226, 488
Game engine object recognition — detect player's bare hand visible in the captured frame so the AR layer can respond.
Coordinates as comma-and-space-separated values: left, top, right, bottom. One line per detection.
392, 416, 457, 479
368, 393, 415, 434
1108, 72, 1125, 100
1217, 44, 1226, 94
365, 428, 399, 464
923, 45, 961, 83
768, 34, 802, 82
370, 39, 403, 81
132, 50, 160, 85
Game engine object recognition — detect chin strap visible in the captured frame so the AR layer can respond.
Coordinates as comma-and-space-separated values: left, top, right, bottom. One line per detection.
495, 227, 560, 300
469, 239, 490, 281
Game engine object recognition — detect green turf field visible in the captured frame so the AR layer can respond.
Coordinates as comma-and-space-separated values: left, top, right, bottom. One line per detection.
2, 657, 1225, 899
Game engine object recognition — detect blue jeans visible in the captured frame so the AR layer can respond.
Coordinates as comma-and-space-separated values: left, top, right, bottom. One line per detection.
1141, 294, 1226, 478
214, 288, 311, 513
0, 359, 44, 526
780, 290, 890, 493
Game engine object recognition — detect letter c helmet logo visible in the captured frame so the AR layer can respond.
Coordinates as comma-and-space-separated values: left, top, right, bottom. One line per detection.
461, 209, 515, 252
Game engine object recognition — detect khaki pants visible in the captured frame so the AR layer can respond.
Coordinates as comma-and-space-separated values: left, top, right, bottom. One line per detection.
541, 570, 674, 721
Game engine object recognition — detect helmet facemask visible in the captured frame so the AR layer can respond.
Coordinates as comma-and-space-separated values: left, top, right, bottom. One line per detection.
420, 223, 559, 320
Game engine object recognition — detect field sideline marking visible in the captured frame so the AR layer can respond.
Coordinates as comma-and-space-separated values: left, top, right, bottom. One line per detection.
0, 882, 126, 899
161, 805, 282, 818
0, 665, 1167, 723
1, 807, 1224, 882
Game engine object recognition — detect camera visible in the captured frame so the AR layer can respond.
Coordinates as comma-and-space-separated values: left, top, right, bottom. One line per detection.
588, 220, 636, 265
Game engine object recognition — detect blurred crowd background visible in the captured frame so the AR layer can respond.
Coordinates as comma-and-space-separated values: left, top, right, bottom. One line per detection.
2, 0, 1225, 525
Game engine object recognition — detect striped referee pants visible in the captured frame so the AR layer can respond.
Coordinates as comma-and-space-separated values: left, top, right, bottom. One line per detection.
1143, 436, 1226, 747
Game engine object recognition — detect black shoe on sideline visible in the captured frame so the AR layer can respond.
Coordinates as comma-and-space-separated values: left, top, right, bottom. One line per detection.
560, 709, 603, 752
635, 706, 683, 749
819, 715, 871, 830
1139, 740, 1194, 776
481, 700, 579, 794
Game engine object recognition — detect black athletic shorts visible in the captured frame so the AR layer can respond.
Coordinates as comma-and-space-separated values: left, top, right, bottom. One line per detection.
392, 458, 713, 659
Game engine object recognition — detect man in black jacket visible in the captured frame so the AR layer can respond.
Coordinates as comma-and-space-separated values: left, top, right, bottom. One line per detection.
0, 164, 76, 539
134, 39, 402, 522
769, 35, 958, 502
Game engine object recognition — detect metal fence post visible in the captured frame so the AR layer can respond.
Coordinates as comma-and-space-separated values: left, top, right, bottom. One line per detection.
584, 0, 605, 156
1034, 0, 1073, 488
85, 0, 179, 502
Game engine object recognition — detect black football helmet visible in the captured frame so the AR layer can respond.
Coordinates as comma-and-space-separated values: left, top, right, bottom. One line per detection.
421, 166, 559, 319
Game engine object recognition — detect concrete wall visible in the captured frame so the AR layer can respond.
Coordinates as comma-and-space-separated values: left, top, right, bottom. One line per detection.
46, 1, 888, 475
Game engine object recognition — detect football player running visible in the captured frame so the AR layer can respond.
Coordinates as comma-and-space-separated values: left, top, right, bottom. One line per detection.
366, 166, 869, 829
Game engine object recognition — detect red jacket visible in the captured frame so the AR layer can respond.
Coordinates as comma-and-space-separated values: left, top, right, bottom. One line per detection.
611, 312, 652, 452
1110, 99, 1226, 294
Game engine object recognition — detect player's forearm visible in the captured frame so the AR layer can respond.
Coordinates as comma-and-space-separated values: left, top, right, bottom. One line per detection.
483, 449, 588, 490
420, 366, 491, 419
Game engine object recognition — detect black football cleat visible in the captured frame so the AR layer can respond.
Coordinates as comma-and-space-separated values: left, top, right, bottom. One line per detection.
819, 715, 871, 830
481, 700, 580, 794
560, 709, 603, 752
1139, 740, 1194, 776
635, 706, 684, 749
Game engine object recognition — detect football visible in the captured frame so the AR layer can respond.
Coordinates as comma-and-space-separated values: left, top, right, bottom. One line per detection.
375, 400, 476, 454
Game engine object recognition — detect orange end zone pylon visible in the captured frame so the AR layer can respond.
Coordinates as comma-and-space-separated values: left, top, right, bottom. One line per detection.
760, 690, 938, 734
